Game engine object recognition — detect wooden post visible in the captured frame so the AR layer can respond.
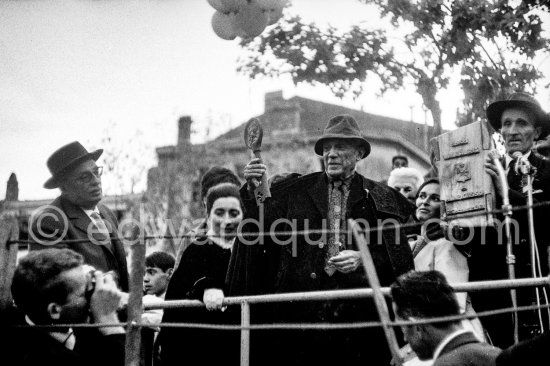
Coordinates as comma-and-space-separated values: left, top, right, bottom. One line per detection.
0, 215, 19, 311
124, 223, 146, 366
349, 219, 403, 366
240, 302, 251, 366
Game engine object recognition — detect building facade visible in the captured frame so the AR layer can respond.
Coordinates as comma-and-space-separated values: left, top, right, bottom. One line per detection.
148, 91, 435, 234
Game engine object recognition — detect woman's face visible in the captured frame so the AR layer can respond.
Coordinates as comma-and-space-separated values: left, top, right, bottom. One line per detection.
415, 183, 441, 222
208, 197, 243, 239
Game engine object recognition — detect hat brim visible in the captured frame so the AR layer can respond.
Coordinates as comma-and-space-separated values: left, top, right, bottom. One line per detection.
487, 100, 550, 140
44, 149, 103, 189
314, 135, 371, 159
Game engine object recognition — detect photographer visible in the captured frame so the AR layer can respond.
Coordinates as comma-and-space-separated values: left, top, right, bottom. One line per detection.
4, 248, 125, 366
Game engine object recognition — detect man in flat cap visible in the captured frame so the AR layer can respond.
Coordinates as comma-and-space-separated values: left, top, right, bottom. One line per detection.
468, 93, 550, 346
232, 115, 415, 366
29, 141, 129, 291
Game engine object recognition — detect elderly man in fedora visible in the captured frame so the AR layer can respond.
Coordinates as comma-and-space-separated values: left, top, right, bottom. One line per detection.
232, 115, 415, 366
464, 93, 550, 347
29, 141, 129, 292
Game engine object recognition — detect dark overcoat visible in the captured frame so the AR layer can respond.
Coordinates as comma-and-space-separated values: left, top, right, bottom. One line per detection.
28, 195, 129, 291
228, 171, 415, 366
467, 153, 550, 347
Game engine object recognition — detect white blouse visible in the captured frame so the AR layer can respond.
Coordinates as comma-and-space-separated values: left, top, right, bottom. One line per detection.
412, 236, 468, 311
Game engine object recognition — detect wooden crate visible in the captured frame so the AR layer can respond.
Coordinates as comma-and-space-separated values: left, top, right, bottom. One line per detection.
435, 121, 496, 228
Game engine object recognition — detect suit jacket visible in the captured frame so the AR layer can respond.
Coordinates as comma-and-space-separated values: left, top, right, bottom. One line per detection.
434, 331, 500, 366
228, 171, 415, 366
499, 152, 550, 278
29, 195, 129, 291
466, 152, 550, 347
2, 306, 125, 366
496, 332, 549, 366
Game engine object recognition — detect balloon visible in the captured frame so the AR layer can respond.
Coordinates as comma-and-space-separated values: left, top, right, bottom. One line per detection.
207, 0, 227, 12
207, 0, 247, 14
235, 3, 268, 38
266, 6, 284, 25
254, 0, 287, 10
211, 11, 237, 40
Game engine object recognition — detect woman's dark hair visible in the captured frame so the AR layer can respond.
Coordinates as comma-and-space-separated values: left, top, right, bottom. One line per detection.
415, 178, 440, 199
205, 183, 243, 216
200, 167, 241, 200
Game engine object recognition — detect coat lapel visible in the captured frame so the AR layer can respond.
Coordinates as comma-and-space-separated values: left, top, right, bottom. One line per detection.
347, 174, 367, 211
61, 196, 94, 237
306, 173, 329, 220
60, 196, 115, 256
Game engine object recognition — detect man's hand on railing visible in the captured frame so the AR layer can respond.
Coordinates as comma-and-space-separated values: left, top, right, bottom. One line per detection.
203, 288, 225, 311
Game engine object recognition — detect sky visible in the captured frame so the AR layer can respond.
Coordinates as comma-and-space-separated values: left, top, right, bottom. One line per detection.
1, 0, 549, 200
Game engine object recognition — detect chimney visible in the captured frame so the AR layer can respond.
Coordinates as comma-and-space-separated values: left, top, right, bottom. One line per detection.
177, 116, 192, 147
263, 91, 302, 134
265, 90, 284, 112
6, 173, 18, 201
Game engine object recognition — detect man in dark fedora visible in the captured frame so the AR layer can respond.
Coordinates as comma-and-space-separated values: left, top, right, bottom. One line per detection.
232, 115, 415, 366
467, 93, 550, 346
29, 141, 129, 292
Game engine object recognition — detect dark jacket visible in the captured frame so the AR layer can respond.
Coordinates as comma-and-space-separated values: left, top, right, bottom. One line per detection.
228, 171, 415, 366
3, 307, 125, 366
496, 332, 549, 366
158, 237, 239, 366
434, 331, 500, 366
467, 153, 550, 347
29, 195, 129, 291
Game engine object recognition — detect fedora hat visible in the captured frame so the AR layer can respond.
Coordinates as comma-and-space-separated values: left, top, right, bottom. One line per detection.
487, 92, 550, 140
314, 115, 371, 158
44, 141, 103, 189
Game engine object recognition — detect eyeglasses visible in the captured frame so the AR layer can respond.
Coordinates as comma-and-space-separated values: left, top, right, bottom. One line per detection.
75, 166, 103, 184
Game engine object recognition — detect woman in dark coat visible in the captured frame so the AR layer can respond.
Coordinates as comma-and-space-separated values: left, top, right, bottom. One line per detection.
157, 183, 243, 366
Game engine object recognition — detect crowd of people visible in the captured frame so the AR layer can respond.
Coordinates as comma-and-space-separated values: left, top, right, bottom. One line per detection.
2, 92, 550, 365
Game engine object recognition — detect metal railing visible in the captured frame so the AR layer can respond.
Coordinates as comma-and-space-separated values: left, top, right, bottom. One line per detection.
2, 195, 550, 365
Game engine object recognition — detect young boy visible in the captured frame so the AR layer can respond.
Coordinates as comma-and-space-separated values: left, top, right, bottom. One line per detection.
142, 251, 175, 325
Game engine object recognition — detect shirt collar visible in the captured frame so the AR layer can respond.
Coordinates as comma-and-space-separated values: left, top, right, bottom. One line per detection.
25, 315, 75, 351
326, 171, 356, 186
505, 150, 531, 168
432, 329, 471, 361
83, 207, 100, 220
206, 227, 235, 250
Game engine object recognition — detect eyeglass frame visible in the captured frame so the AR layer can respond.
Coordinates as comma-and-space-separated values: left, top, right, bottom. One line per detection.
73, 166, 103, 184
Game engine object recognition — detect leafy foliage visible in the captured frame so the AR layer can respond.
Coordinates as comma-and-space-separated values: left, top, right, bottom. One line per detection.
238, 0, 549, 132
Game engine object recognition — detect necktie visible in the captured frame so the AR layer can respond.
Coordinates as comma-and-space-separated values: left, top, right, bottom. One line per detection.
90, 212, 111, 244
507, 159, 522, 192
325, 180, 344, 276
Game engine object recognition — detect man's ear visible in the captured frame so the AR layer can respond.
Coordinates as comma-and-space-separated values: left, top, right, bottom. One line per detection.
534, 126, 542, 140
166, 268, 174, 279
47, 302, 62, 320
356, 148, 364, 161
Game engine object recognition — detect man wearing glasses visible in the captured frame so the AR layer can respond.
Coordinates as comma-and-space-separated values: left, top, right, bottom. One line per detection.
29, 141, 129, 291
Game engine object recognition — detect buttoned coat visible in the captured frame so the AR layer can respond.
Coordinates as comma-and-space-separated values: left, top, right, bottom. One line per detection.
29, 195, 129, 291
228, 171, 415, 366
